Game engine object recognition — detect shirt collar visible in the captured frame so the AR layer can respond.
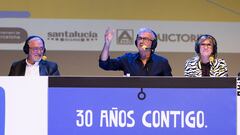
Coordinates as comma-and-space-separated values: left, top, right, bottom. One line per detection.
134, 53, 153, 63
25, 59, 40, 66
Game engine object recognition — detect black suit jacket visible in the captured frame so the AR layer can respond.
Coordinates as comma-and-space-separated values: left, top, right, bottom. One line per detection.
8, 59, 60, 76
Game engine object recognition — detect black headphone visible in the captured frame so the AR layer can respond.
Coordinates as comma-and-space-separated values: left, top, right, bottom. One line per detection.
195, 34, 217, 56
23, 35, 46, 54
135, 29, 158, 53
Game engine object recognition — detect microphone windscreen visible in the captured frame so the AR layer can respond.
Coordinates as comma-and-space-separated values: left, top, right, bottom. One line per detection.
209, 56, 214, 63
142, 45, 152, 50
142, 45, 147, 50
42, 55, 47, 61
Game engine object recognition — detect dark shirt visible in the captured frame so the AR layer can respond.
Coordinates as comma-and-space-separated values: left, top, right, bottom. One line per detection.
99, 53, 172, 76
201, 62, 211, 76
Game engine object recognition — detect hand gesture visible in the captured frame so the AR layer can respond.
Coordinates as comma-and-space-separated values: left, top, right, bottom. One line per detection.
104, 28, 114, 46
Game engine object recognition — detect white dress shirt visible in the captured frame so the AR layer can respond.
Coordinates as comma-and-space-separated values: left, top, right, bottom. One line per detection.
25, 59, 40, 76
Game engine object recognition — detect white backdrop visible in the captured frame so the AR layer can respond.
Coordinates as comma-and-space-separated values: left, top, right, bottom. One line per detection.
0, 19, 240, 53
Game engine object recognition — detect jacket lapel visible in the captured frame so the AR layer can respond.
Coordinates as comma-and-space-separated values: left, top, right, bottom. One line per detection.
19, 60, 27, 76
39, 60, 48, 76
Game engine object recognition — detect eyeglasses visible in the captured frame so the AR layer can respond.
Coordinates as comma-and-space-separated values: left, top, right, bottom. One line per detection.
136, 37, 153, 43
200, 43, 213, 48
29, 47, 44, 51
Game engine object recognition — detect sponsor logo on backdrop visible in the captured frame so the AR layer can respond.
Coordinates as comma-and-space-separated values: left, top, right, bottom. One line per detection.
0, 27, 28, 43
158, 33, 201, 42
115, 28, 200, 46
116, 29, 134, 45
47, 31, 98, 42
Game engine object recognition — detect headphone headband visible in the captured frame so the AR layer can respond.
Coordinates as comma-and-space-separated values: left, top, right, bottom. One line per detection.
135, 28, 158, 53
195, 34, 217, 56
23, 36, 46, 54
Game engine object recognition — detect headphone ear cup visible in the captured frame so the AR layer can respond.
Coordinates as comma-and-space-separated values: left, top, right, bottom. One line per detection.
195, 42, 200, 54
43, 48, 46, 54
212, 37, 217, 55
151, 39, 157, 50
135, 36, 138, 47
23, 43, 29, 54
150, 30, 157, 52
195, 35, 202, 54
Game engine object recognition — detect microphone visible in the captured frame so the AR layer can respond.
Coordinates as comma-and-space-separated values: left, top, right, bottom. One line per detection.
142, 45, 152, 51
209, 55, 214, 63
42, 55, 47, 61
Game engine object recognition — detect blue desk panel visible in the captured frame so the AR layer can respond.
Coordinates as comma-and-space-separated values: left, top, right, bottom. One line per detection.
0, 87, 5, 135
48, 87, 236, 135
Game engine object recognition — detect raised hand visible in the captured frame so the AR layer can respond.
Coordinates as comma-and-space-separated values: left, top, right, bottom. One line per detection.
104, 28, 114, 46
100, 28, 115, 61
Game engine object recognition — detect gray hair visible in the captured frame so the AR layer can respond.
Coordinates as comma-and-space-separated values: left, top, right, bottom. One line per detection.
136, 28, 157, 40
